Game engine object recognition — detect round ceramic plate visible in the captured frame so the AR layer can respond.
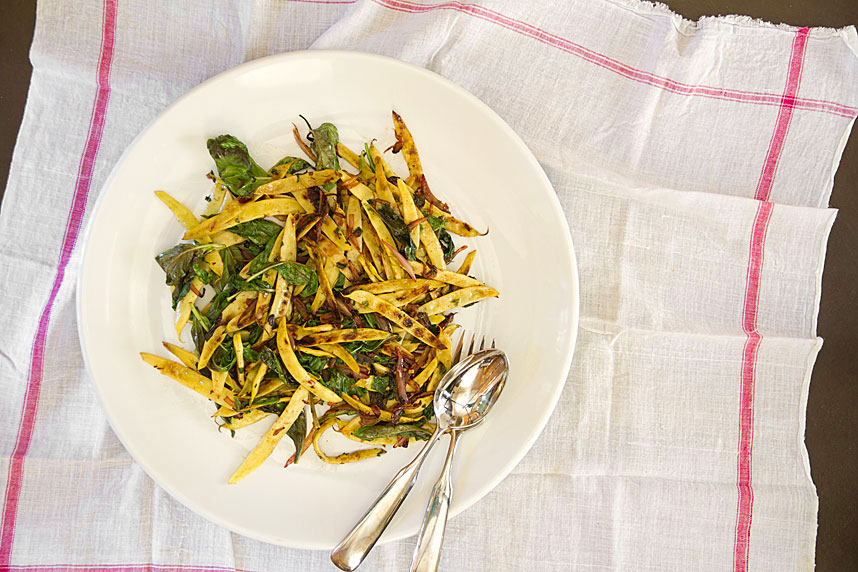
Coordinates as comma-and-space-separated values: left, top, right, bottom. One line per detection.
78, 51, 578, 549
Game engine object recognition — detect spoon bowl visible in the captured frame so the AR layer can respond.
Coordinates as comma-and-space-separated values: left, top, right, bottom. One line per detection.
434, 349, 509, 431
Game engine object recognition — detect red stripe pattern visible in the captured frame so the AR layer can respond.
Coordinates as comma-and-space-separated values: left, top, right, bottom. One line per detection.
733, 27, 810, 572
286, 0, 358, 4
372, 0, 857, 118
4, 566, 254, 572
754, 28, 811, 201
0, 0, 118, 565
733, 201, 774, 572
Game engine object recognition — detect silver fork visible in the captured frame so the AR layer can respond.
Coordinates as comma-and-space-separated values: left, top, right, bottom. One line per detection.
409, 333, 501, 572
331, 331, 494, 571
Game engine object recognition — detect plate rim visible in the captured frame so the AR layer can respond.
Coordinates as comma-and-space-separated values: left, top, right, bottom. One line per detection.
76, 49, 579, 549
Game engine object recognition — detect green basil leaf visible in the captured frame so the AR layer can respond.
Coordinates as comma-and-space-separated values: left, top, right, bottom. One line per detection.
155, 243, 215, 309
439, 228, 455, 261
427, 215, 446, 232
274, 262, 316, 286
285, 409, 307, 465
230, 220, 283, 247
370, 376, 390, 393
297, 353, 328, 376
310, 123, 340, 172
259, 348, 290, 384
207, 134, 270, 197
353, 423, 433, 441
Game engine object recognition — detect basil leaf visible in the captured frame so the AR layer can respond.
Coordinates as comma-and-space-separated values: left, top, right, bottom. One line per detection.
259, 348, 290, 384
298, 268, 319, 298
190, 312, 207, 355
377, 203, 417, 259
207, 134, 270, 197
209, 341, 236, 372
230, 220, 283, 247
286, 409, 307, 465
242, 345, 259, 365
271, 156, 311, 175
297, 353, 327, 376
205, 289, 232, 324
274, 262, 316, 286
310, 123, 340, 172
427, 215, 446, 232
321, 370, 365, 396
192, 259, 215, 286
248, 235, 278, 275
231, 276, 274, 293
353, 423, 433, 441
342, 336, 390, 356
377, 204, 410, 246
370, 376, 390, 393
439, 229, 455, 261
155, 243, 214, 309
332, 272, 346, 292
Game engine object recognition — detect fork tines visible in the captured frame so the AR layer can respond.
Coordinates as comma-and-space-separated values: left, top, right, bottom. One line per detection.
452, 331, 494, 364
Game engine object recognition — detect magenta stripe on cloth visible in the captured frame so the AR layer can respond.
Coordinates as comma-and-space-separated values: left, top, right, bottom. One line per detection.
286, 0, 357, 4
754, 28, 810, 201
373, 0, 857, 118
733, 201, 774, 572
733, 27, 810, 572
5, 565, 257, 572
0, 0, 118, 565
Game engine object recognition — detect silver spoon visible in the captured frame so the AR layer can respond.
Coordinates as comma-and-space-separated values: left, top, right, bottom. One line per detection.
331, 348, 510, 571
409, 348, 508, 572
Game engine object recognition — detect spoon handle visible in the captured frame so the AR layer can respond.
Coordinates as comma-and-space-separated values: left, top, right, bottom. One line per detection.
409, 430, 461, 572
331, 428, 444, 571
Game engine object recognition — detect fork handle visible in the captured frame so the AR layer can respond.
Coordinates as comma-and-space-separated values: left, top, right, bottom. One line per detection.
409, 430, 461, 572
331, 428, 444, 571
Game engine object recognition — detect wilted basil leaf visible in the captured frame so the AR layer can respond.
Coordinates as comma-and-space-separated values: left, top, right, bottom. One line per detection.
207, 134, 271, 197
274, 262, 316, 286
439, 229, 455, 261
320, 370, 365, 396
311, 123, 340, 172
209, 341, 236, 372
353, 423, 432, 441
427, 216, 446, 232
231, 220, 283, 247
286, 409, 307, 465
155, 243, 215, 309
371, 376, 390, 393
259, 348, 290, 384
297, 353, 327, 376
377, 203, 416, 259
248, 235, 278, 275
271, 156, 311, 175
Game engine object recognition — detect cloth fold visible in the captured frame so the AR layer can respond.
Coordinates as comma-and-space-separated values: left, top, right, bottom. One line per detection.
2, 1, 856, 570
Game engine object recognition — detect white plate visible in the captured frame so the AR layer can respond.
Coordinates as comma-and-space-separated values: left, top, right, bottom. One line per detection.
78, 51, 578, 549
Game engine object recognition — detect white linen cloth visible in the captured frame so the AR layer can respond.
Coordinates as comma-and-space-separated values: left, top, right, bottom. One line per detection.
2, 1, 857, 570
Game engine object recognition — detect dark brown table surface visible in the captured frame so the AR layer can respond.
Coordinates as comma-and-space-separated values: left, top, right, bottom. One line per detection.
1, 0, 855, 569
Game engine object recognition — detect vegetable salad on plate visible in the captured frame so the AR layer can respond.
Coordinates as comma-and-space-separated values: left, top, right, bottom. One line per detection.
140, 112, 498, 483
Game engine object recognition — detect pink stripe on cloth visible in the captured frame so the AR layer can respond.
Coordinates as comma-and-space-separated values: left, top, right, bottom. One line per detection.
285, 0, 358, 4
372, 0, 858, 118
0, 0, 118, 565
5, 565, 258, 572
733, 27, 809, 572
754, 28, 810, 201
733, 201, 774, 572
